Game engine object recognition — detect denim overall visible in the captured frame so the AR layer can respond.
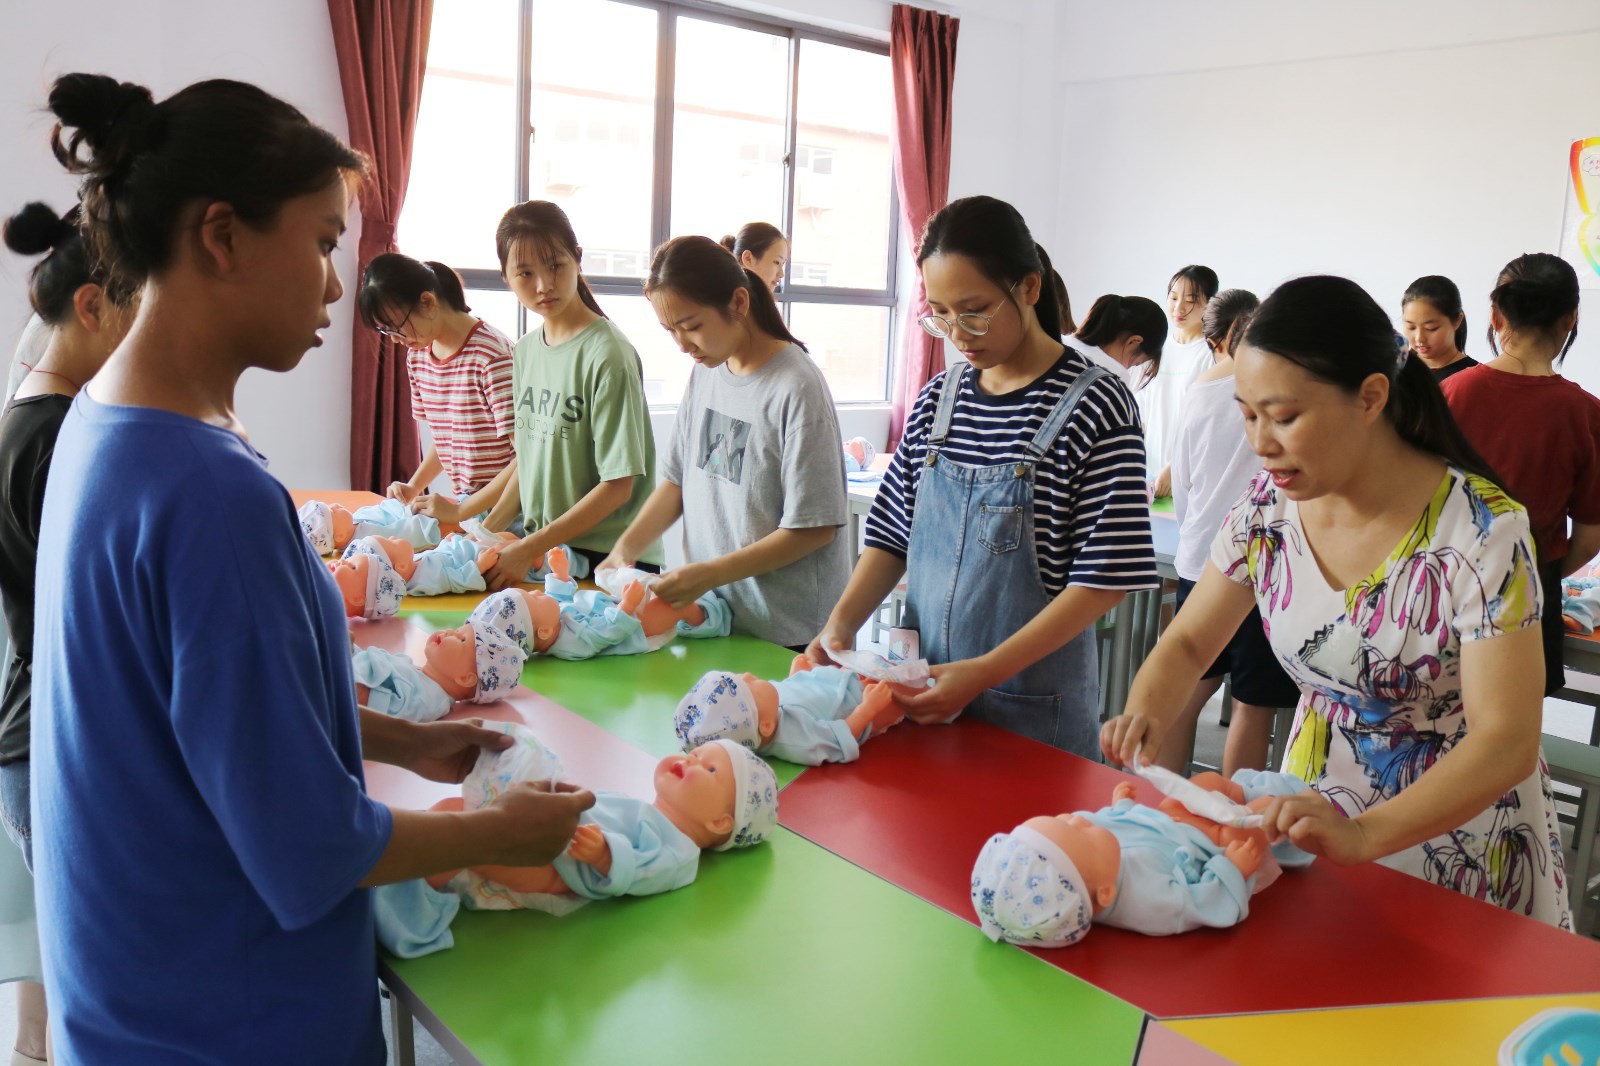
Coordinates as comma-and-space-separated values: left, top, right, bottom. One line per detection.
902, 363, 1110, 757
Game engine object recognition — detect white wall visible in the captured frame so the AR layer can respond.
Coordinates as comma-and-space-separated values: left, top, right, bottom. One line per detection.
1, 0, 358, 488
1051, 1, 1600, 394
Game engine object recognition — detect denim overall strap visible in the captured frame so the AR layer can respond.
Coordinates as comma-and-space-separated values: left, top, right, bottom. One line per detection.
927, 364, 969, 450
900, 361, 1107, 757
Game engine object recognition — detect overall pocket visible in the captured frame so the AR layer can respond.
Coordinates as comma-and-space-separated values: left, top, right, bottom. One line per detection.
976, 503, 1023, 554
966, 687, 1062, 747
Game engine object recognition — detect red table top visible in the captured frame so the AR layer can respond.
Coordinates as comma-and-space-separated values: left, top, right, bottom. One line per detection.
777, 718, 1600, 1018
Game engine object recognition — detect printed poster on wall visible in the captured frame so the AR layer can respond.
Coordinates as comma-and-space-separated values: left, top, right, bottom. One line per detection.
1562, 137, 1600, 289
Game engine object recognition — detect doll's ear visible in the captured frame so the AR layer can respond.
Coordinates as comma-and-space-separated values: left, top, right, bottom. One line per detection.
455, 667, 478, 691
537, 623, 558, 642
707, 813, 734, 838
1095, 883, 1117, 910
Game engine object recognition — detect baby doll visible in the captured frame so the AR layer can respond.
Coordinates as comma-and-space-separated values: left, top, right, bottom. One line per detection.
468, 576, 729, 663
374, 723, 780, 958
842, 436, 877, 474
674, 655, 906, 765
970, 769, 1313, 946
331, 539, 580, 618
352, 622, 524, 723
298, 498, 440, 556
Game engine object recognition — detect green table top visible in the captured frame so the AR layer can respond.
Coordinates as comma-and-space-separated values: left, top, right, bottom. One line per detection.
382, 829, 1143, 1066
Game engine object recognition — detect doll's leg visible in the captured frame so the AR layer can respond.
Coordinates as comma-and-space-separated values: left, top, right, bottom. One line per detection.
545, 545, 571, 583
425, 797, 468, 888
632, 583, 708, 637
464, 862, 573, 895
1187, 771, 1248, 805
619, 579, 647, 615
789, 654, 816, 675
846, 681, 905, 740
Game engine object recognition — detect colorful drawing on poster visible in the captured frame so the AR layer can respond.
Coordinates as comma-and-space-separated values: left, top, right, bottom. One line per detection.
1561, 137, 1600, 288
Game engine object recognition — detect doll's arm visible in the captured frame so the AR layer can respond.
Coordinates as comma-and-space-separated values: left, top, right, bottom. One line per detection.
566, 823, 612, 877
1112, 782, 1137, 803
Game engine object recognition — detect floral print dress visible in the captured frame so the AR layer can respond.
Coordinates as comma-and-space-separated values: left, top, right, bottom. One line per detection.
1212, 467, 1571, 929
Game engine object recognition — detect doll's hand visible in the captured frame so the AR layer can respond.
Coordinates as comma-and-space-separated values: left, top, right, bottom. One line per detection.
484, 536, 545, 591
1223, 835, 1263, 880
649, 563, 716, 610
1150, 466, 1172, 500
894, 657, 997, 725
410, 492, 461, 525
1100, 713, 1164, 769
401, 718, 515, 784
566, 823, 610, 869
1111, 781, 1137, 803
489, 781, 597, 867
1257, 791, 1373, 866
387, 481, 419, 505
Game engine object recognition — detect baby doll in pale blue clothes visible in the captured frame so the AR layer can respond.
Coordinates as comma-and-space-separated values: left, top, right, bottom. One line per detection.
297, 497, 441, 555
467, 567, 729, 663
333, 538, 587, 619
375, 722, 780, 957
352, 621, 525, 723
674, 655, 907, 765
971, 769, 1315, 946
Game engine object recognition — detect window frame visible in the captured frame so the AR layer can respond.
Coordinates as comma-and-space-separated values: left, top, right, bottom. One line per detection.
451, 0, 900, 405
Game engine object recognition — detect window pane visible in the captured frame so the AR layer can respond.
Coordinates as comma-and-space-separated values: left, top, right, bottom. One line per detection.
402, 0, 518, 270
530, 0, 657, 277
793, 40, 894, 289
786, 303, 891, 403
526, 293, 690, 407
465, 288, 523, 344
671, 17, 788, 246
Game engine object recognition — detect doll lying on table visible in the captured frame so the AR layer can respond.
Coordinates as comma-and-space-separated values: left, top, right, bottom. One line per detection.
331, 537, 583, 617
970, 769, 1315, 946
467, 569, 729, 663
298, 498, 441, 555
374, 722, 780, 957
352, 622, 525, 723
674, 654, 910, 766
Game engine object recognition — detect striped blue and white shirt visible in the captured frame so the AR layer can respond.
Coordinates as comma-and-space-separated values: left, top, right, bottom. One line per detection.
866, 346, 1158, 595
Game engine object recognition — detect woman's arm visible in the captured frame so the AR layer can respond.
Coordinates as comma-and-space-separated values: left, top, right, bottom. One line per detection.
651, 525, 838, 609
805, 547, 907, 663
413, 459, 518, 526
1101, 564, 1256, 766
391, 447, 442, 504
1258, 625, 1545, 864
484, 476, 636, 590
597, 480, 685, 574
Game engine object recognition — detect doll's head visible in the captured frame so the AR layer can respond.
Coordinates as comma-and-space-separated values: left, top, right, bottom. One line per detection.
970, 814, 1122, 948
468, 588, 562, 658
842, 436, 876, 473
343, 534, 416, 582
420, 623, 525, 703
329, 541, 405, 620
653, 740, 778, 852
298, 500, 356, 554
673, 671, 780, 751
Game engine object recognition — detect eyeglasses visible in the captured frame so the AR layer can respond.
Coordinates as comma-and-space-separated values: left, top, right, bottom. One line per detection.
374, 308, 415, 340
919, 282, 1019, 339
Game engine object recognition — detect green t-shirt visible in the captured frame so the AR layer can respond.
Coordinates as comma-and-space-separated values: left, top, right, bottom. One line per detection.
511, 317, 661, 563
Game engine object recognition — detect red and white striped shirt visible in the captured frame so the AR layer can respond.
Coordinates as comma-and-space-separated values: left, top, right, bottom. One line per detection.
406, 320, 516, 495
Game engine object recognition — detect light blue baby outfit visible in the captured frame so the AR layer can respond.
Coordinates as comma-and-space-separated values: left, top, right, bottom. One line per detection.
551, 793, 701, 899
407, 537, 488, 596
351, 499, 441, 550
350, 648, 451, 723
546, 590, 730, 661
374, 879, 460, 958
761, 667, 866, 765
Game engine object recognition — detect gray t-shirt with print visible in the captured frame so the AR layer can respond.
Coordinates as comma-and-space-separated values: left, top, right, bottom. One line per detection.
663, 344, 849, 647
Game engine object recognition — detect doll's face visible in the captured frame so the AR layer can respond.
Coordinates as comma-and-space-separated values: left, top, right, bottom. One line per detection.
328, 555, 368, 617
736, 673, 781, 742
371, 535, 416, 580
653, 743, 737, 845
329, 505, 354, 549
424, 625, 478, 698
1024, 814, 1122, 913
523, 590, 562, 652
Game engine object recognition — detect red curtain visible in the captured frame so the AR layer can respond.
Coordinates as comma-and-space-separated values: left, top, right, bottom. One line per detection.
887, 4, 958, 451
327, 0, 433, 491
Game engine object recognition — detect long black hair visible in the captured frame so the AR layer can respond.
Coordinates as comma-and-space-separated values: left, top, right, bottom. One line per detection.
1202, 289, 1259, 357
719, 222, 786, 264
1074, 294, 1167, 385
1487, 253, 1580, 365
1402, 275, 1467, 353
358, 252, 471, 332
917, 196, 1065, 340
495, 200, 606, 318
3, 202, 105, 326
645, 235, 806, 351
1245, 275, 1499, 483
47, 73, 367, 292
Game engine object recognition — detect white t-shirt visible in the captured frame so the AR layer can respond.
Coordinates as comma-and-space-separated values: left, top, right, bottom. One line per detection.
6, 315, 50, 404
1136, 334, 1211, 480
1079, 344, 1136, 387
1170, 369, 1260, 581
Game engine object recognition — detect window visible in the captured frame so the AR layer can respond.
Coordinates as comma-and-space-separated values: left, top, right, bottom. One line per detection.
403, 0, 899, 405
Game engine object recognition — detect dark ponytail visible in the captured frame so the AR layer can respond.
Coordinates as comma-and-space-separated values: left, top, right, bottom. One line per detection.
47, 73, 367, 292
645, 235, 806, 352
358, 252, 471, 330
1049, 269, 1077, 335
1487, 253, 1580, 365
495, 200, 606, 318
1202, 288, 1259, 357
1402, 275, 1467, 353
1074, 293, 1167, 385
917, 195, 1062, 341
1245, 275, 1499, 483
723, 222, 785, 264
3, 201, 100, 326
